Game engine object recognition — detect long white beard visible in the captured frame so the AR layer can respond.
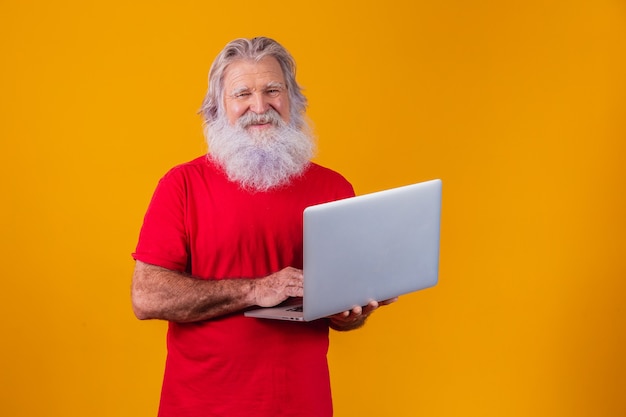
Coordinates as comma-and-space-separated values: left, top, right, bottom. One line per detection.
205, 109, 316, 192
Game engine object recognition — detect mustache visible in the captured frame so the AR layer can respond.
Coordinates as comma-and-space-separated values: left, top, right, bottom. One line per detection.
237, 109, 283, 128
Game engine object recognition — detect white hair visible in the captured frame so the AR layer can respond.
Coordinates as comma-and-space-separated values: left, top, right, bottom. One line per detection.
199, 37, 308, 128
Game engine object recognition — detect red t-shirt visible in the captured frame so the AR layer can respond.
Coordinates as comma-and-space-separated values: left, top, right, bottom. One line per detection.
133, 156, 355, 417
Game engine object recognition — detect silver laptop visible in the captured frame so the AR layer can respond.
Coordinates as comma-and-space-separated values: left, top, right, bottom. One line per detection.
244, 179, 442, 322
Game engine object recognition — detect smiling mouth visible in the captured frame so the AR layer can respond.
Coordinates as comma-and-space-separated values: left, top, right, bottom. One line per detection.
248, 120, 274, 129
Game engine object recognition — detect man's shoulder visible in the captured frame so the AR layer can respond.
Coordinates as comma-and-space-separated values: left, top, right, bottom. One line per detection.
150, 156, 224, 194
303, 162, 354, 197
306, 162, 349, 182
160, 155, 216, 179
167, 155, 209, 172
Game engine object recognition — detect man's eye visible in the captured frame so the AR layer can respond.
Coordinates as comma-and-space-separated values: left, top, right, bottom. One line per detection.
235, 92, 251, 99
266, 89, 281, 97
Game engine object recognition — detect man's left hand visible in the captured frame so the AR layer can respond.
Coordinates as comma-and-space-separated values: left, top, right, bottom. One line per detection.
328, 297, 398, 331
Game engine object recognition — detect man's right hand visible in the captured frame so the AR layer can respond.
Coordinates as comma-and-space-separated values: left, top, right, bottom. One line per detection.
252, 267, 304, 307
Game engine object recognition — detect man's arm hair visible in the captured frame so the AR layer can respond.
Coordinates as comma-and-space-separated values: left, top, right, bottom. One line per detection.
131, 260, 304, 323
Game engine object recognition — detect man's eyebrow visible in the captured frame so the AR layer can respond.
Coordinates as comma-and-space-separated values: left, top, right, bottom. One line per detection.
229, 82, 285, 96
230, 86, 251, 96
266, 81, 285, 89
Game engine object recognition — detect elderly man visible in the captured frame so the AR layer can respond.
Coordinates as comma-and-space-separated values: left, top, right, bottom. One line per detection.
131, 37, 391, 417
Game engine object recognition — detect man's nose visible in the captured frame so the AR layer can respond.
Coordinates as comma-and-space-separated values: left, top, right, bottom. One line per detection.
249, 92, 270, 114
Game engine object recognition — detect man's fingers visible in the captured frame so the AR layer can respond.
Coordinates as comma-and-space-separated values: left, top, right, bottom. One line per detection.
284, 268, 304, 296
380, 297, 399, 305
253, 267, 305, 306
286, 283, 304, 297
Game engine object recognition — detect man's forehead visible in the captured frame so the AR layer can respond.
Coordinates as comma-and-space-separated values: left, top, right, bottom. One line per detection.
224, 58, 285, 89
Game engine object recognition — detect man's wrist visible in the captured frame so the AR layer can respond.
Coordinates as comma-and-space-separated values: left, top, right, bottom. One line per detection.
247, 278, 258, 306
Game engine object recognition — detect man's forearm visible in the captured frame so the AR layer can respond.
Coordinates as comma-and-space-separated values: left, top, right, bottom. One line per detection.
131, 261, 256, 322
131, 260, 305, 323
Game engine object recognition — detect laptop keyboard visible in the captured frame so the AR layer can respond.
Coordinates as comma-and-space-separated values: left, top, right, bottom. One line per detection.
286, 306, 303, 312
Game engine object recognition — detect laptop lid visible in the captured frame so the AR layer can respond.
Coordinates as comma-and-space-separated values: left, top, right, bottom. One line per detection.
245, 179, 442, 322
301, 179, 442, 321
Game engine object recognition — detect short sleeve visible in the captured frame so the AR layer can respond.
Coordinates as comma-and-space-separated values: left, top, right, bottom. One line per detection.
132, 168, 190, 272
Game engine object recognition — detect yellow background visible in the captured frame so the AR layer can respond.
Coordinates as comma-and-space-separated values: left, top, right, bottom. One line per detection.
1, 1, 625, 416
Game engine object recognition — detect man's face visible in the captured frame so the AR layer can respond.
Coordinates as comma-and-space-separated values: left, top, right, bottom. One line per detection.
222, 56, 291, 128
